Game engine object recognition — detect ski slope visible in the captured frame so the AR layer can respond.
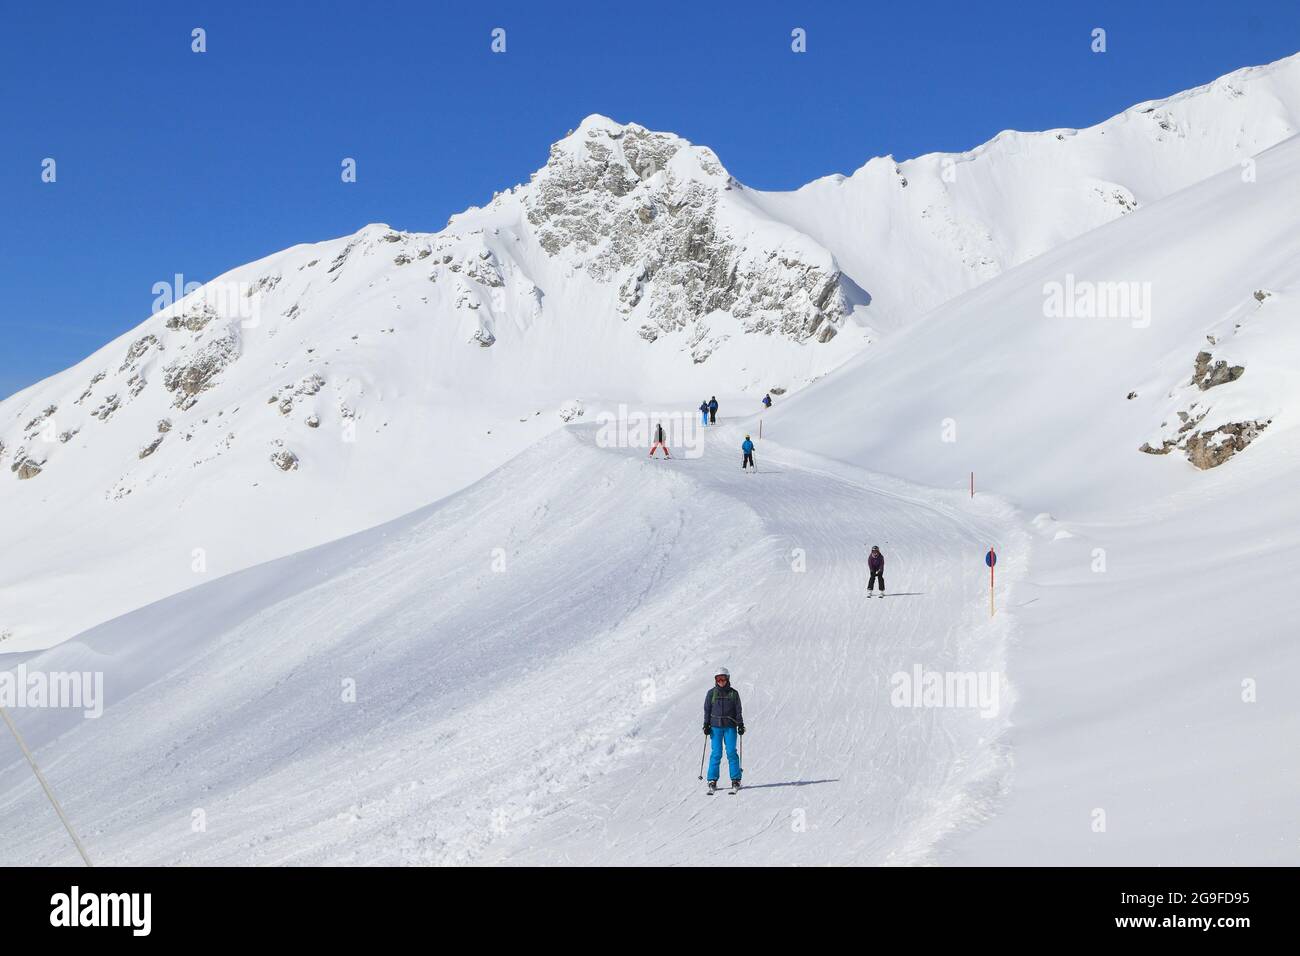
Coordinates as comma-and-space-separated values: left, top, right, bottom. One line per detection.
0, 419, 1021, 866
764, 133, 1300, 864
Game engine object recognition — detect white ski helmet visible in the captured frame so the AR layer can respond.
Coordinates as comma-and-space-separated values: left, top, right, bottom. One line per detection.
714, 667, 730, 678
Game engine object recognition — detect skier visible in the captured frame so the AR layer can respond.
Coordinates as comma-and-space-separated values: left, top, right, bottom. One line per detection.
703, 668, 744, 793
762, 393, 772, 409
867, 545, 885, 597
708, 396, 719, 425
699, 400, 709, 426
741, 434, 755, 471
649, 421, 671, 459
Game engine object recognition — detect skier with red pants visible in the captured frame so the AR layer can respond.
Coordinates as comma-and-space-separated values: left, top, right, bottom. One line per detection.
703, 668, 744, 792
867, 545, 885, 596
649, 422, 671, 458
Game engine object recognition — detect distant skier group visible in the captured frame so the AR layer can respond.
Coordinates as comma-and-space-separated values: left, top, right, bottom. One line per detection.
699, 396, 719, 425
652, 393, 772, 470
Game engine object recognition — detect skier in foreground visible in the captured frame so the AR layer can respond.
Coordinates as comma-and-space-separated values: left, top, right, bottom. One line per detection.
649, 421, 671, 458
703, 667, 744, 793
741, 434, 755, 471
867, 545, 885, 597
708, 396, 719, 425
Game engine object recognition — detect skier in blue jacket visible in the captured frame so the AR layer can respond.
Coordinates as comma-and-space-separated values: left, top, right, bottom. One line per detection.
741, 434, 755, 470
703, 668, 744, 792
699, 400, 709, 426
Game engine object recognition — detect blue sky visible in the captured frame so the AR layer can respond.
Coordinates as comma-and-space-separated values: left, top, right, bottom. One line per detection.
2, 0, 1297, 399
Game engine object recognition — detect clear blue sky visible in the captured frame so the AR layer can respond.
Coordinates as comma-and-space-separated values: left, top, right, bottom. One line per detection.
2, 0, 1297, 399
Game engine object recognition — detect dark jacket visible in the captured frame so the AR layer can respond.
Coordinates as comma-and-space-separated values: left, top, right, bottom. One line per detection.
868, 549, 884, 572
655, 423, 666, 443
708, 399, 719, 413
699, 402, 709, 413
704, 684, 744, 729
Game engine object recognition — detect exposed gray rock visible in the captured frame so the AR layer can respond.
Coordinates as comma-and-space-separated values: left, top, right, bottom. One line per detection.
23, 404, 57, 433
13, 456, 43, 479
1191, 350, 1244, 390
270, 449, 299, 471
1184, 420, 1269, 470
162, 325, 239, 408
165, 304, 217, 332
139, 437, 164, 459
523, 122, 854, 348
121, 334, 159, 370
93, 394, 121, 421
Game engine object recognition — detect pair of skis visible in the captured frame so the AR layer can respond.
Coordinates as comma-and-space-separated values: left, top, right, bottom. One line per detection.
707, 782, 742, 796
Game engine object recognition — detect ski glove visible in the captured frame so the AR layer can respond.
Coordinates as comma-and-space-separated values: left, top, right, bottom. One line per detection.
703, 724, 711, 736
737, 725, 746, 736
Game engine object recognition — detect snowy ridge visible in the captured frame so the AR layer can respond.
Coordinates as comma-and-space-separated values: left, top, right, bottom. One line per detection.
749, 51, 1300, 330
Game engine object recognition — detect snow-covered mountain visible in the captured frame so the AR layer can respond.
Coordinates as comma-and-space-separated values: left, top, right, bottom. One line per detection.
4, 54, 1300, 650
4, 52, 1300, 867
754, 52, 1300, 325
6, 126, 1300, 865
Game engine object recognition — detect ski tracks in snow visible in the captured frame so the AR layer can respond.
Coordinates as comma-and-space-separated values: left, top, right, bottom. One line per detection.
0, 420, 1026, 866
482, 423, 1027, 865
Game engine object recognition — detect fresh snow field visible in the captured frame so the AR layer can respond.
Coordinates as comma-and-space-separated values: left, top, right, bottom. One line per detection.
3, 54, 1300, 866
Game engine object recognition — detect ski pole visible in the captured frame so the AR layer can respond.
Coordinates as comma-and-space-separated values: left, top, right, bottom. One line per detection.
0, 705, 93, 866
697, 735, 708, 780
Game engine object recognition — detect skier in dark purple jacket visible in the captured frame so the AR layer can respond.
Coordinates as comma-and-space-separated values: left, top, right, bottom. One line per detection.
867, 545, 885, 597
702, 668, 744, 792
